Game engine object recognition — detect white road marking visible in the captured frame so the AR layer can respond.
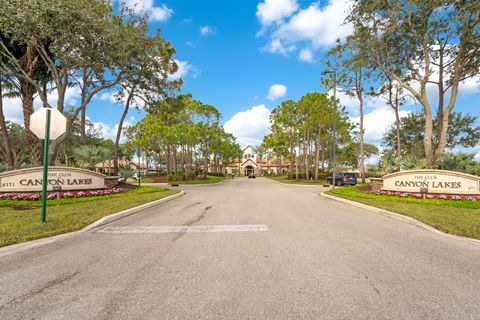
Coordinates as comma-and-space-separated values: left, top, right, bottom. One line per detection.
98, 224, 269, 234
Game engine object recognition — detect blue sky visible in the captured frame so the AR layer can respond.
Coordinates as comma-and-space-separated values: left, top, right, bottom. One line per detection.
3, 0, 480, 157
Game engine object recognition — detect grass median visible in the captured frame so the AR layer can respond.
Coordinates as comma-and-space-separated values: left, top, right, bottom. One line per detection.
135, 175, 228, 185
327, 185, 480, 240
0, 186, 179, 247
178, 175, 228, 185
266, 175, 327, 185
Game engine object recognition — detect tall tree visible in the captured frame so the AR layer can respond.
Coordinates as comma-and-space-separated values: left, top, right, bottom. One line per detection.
382, 111, 480, 159
269, 100, 301, 179
0, 75, 14, 168
327, 36, 373, 182
112, 29, 179, 175
0, 0, 161, 165
347, 0, 480, 165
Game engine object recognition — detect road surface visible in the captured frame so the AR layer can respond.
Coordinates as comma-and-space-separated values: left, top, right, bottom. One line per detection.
1, 178, 479, 319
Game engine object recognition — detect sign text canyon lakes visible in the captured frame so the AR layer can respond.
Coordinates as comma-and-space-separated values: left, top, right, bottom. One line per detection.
382, 170, 480, 195
0, 167, 108, 192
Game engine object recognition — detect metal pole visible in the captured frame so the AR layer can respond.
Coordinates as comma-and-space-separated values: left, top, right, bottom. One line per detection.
332, 71, 337, 190
41, 109, 51, 223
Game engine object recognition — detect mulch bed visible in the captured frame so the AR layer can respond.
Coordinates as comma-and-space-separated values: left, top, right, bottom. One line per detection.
116, 182, 138, 190
357, 185, 373, 193
152, 176, 167, 183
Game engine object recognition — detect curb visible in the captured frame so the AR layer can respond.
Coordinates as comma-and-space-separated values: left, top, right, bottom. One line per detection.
82, 191, 185, 231
320, 192, 480, 247
0, 191, 185, 258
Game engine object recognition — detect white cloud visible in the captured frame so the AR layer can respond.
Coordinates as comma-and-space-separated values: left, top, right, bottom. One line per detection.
124, 0, 173, 22
256, 0, 298, 26
150, 5, 173, 21
258, 0, 353, 57
273, 1, 353, 49
199, 26, 214, 37
298, 48, 314, 63
267, 84, 287, 100
3, 85, 82, 125
224, 105, 271, 147
263, 38, 296, 55
93, 119, 134, 142
169, 59, 195, 81
351, 107, 410, 144
98, 92, 120, 104
2, 96, 24, 124
459, 77, 480, 94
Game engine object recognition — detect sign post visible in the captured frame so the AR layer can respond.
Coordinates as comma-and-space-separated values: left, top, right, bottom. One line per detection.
41, 109, 51, 223
30, 108, 67, 223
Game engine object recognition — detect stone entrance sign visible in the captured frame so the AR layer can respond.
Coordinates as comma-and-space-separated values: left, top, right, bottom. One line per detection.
0, 167, 108, 192
382, 170, 480, 195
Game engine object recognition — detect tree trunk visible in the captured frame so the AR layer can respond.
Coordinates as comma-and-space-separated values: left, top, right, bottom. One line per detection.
20, 79, 41, 166
80, 105, 86, 143
314, 126, 321, 181
321, 141, 326, 172
435, 46, 445, 153
359, 92, 365, 184
355, 71, 366, 184
394, 90, 401, 171
203, 139, 208, 178
0, 79, 14, 169
304, 130, 310, 180
423, 105, 434, 166
173, 147, 178, 174
296, 142, 301, 180
434, 77, 460, 161
166, 146, 170, 175
289, 133, 295, 175
113, 90, 134, 176
213, 152, 218, 174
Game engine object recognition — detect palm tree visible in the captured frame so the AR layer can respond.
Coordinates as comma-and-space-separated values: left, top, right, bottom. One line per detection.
73, 145, 111, 171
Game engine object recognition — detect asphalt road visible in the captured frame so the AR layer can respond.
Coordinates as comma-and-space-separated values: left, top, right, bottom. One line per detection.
1, 178, 479, 319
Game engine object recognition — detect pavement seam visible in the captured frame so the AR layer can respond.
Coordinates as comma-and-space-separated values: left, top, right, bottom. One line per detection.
320, 192, 480, 247
0, 191, 185, 258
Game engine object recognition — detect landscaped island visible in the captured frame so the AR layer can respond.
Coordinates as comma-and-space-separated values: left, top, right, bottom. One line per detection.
328, 185, 480, 240
140, 174, 228, 185
266, 175, 328, 185
0, 186, 179, 247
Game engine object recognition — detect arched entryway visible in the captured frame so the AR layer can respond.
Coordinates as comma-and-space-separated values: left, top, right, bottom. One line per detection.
245, 165, 254, 176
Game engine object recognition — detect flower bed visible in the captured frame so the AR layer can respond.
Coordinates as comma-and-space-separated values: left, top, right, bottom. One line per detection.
376, 190, 480, 202
0, 188, 123, 201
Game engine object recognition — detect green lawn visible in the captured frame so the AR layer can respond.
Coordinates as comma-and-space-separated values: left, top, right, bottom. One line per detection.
177, 175, 229, 185
0, 186, 179, 247
328, 185, 480, 240
266, 175, 328, 185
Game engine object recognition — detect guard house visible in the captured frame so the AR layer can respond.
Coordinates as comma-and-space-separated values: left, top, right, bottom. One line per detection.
241, 146, 258, 176
224, 146, 288, 176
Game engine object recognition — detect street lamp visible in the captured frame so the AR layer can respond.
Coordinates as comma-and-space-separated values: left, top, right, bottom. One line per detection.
321, 69, 337, 189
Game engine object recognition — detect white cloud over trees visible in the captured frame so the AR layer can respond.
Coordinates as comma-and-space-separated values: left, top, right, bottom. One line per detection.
224, 105, 271, 147
123, 0, 173, 22
267, 84, 287, 100
256, 0, 352, 56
